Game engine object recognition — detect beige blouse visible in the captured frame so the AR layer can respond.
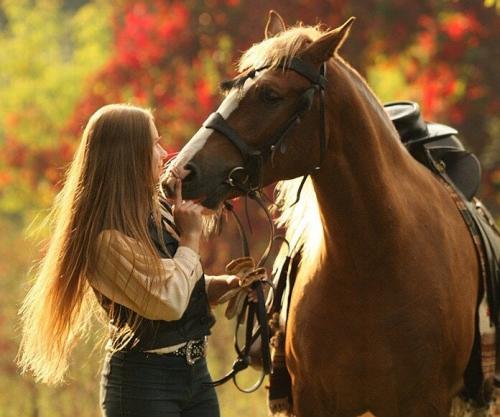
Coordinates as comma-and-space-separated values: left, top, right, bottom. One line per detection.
87, 228, 212, 322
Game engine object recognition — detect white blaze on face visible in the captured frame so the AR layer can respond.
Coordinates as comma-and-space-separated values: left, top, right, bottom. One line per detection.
164, 76, 257, 192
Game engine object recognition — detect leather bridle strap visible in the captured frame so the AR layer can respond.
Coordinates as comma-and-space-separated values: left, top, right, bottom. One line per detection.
286, 56, 327, 88
203, 112, 261, 162
202, 56, 327, 191
258, 86, 317, 161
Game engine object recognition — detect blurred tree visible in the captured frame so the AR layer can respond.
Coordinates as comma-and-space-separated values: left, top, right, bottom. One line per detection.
0, 1, 113, 416
1, 1, 498, 416
0, 0, 111, 222
1, 0, 498, 222
484, 0, 500, 11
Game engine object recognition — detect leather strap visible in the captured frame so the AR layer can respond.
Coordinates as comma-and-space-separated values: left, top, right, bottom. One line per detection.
204, 112, 261, 161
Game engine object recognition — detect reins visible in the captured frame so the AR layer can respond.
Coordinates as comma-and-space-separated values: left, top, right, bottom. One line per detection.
204, 56, 329, 392
207, 195, 274, 393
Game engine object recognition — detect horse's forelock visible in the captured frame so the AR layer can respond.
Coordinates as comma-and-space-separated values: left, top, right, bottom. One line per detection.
238, 25, 326, 73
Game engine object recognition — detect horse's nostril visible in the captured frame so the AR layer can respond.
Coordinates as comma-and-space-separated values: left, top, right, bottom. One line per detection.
183, 162, 200, 184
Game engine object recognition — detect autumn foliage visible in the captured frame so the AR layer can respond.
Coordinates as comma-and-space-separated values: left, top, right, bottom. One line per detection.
0, 1, 499, 416
1, 0, 499, 221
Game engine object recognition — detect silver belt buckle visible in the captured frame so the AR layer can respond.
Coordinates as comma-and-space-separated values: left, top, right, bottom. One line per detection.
185, 340, 196, 365
185, 337, 207, 365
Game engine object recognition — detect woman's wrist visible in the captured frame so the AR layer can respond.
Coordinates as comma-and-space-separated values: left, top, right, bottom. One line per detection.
179, 234, 201, 253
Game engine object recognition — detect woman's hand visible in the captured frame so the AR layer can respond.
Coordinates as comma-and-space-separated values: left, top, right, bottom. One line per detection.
172, 179, 203, 252
207, 275, 259, 306
206, 275, 240, 305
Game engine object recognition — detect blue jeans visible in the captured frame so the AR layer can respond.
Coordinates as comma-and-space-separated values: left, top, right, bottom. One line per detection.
100, 350, 220, 417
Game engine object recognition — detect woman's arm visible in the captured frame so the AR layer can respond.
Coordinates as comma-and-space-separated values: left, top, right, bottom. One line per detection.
88, 229, 203, 321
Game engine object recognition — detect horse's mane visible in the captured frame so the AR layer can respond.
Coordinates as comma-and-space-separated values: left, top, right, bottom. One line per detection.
238, 24, 326, 73
272, 177, 323, 274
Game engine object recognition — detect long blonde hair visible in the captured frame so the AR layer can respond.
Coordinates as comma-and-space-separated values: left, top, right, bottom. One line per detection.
17, 104, 164, 385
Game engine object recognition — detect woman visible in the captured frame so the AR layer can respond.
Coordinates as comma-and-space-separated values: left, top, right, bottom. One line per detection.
17, 103, 241, 417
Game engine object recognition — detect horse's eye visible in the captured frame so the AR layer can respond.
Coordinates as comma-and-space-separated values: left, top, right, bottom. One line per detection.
259, 87, 282, 104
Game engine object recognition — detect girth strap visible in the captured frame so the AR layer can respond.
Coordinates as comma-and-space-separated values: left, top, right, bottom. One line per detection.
426, 150, 500, 327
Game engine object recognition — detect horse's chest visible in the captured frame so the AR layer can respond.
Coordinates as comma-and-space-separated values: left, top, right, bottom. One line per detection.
286, 269, 446, 376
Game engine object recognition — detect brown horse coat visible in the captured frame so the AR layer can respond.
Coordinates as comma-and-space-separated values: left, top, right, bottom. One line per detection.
163, 13, 479, 417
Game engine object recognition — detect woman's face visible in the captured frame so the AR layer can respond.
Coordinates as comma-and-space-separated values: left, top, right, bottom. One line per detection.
150, 119, 168, 183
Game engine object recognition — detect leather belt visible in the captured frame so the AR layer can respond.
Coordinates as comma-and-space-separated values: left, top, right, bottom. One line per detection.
145, 337, 207, 365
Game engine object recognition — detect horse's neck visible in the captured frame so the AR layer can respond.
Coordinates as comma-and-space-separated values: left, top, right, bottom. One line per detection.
312, 59, 422, 264
324, 59, 410, 177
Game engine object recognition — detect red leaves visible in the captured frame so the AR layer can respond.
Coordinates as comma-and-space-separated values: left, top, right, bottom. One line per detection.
1, 135, 75, 190
439, 12, 481, 61
50, 1, 499, 218
441, 13, 479, 42
416, 65, 458, 120
116, 1, 190, 69
196, 79, 214, 113
158, 3, 189, 39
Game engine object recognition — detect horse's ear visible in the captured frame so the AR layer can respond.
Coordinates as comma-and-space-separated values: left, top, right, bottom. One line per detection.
302, 17, 355, 63
265, 10, 286, 39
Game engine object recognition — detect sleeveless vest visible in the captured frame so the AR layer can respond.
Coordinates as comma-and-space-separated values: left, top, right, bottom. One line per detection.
96, 213, 215, 351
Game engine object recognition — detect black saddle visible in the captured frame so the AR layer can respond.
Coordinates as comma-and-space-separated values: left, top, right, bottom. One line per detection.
384, 101, 481, 201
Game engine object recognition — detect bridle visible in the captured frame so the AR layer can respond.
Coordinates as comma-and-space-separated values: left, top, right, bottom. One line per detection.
202, 56, 329, 392
203, 56, 328, 200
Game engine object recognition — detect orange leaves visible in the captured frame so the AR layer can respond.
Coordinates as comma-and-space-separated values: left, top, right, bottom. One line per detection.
3, 137, 29, 167
0, 171, 13, 188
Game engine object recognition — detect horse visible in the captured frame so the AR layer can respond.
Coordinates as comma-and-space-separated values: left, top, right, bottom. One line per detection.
163, 11, 479, 417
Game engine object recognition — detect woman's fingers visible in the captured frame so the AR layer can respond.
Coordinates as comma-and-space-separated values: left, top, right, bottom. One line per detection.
172, 181, 203, 212
171, 178, 206, 238
174, 179, 182, 207
244, 287, 259, 303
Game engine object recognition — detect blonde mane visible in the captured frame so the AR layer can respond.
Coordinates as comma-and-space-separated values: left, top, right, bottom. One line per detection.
272, 177, 324, 280
238, 24, 327, 73
237, 24, 329, 275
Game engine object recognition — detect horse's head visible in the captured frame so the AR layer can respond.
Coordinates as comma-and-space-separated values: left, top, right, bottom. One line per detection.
164, 11, 354, 209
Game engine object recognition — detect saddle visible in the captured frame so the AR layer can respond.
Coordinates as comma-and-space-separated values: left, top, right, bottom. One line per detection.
384, 101, 482, 201
385, 101, 500, 404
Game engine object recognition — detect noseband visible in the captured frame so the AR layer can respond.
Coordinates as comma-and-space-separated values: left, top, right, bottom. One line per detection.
202, 56, 328, 197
